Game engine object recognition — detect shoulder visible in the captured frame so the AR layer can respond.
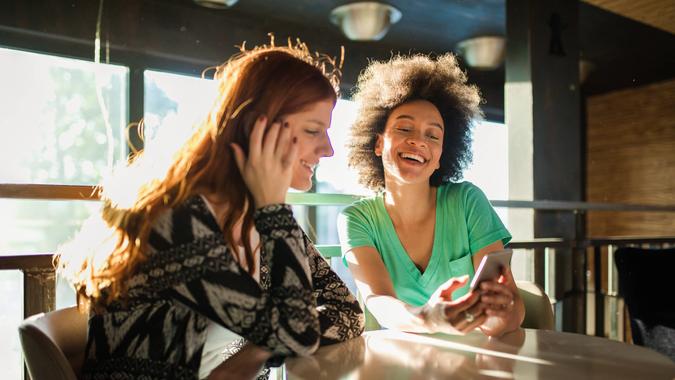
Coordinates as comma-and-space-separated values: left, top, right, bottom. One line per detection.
340, 195, 380, 220
437, 181, 481, 203
148, 196, 222, 251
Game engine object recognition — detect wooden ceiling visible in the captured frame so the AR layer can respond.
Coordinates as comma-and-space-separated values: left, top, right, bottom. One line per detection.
583, 0, 675, 35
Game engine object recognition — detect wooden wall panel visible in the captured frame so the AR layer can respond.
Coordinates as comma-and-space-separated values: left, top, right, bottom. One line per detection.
586, 78, 675, 237
583, 0, 675, 35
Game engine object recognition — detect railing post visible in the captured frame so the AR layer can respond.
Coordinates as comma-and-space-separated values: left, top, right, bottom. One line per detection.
569, 210, 587, 334
22, 267, 56, 380
604, 245, 624, 341
593, 245, 604, 337
22, 267, 56, 318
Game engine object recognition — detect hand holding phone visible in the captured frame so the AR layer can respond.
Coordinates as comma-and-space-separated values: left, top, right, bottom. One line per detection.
470, 249, 513, 291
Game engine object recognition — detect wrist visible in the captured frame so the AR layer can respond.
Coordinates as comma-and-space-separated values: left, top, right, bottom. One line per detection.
417, 303, 444, 333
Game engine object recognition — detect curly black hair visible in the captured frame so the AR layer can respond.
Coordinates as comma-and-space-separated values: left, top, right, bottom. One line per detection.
347, 53, 482, 191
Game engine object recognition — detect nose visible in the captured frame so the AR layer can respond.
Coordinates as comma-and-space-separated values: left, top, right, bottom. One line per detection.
318, 132, 334, 158
406, 133, 426, 148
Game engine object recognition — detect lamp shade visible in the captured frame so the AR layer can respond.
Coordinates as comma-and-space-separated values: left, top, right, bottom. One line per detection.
456, 36, 505, 70
193, 0, 238, 9
330, 2, 402, 41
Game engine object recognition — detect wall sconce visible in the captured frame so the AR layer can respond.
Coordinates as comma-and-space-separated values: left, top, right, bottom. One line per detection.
330, 2, 402, 41
456, 36, 506, 70
193, 0, 238, 9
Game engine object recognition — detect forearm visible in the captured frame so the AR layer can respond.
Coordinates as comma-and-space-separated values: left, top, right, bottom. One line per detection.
253, 204, 320, 354
315, 289, 365, 344
366, 295, 435, 333
307, 242, 365, 344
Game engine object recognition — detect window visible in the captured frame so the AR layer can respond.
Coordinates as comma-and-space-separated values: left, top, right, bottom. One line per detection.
0, 47, 129, 254
0, 47, 128, 377
143, 70, 217, 149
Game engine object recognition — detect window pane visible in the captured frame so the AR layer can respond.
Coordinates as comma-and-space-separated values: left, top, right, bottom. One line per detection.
143, 70, 217, 150
0, 270, 23, 380
0, 47, 129, 185
0, 199, 100, 255
317, 99, 374, 197
464, 120, 509, 226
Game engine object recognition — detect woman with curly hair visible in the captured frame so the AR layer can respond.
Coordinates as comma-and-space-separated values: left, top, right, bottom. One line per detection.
337, 53, 524, 337
56, 41, 364, 380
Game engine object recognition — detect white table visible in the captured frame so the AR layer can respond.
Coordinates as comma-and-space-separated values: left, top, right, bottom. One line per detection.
284, 328, 675, 379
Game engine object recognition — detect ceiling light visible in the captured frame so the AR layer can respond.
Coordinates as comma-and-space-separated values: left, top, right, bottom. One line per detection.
193, 0, 238, 9
330, 2, 402, 41
456, 36, 506, 70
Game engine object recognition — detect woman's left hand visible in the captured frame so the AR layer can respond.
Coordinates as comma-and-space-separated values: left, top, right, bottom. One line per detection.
231, 116, 298, 209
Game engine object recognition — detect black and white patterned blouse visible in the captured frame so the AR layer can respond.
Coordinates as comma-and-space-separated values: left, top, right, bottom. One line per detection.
82, 196, 365, 379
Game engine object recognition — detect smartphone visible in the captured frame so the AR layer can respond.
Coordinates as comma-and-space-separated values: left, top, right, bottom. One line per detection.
469, 249, 513, 290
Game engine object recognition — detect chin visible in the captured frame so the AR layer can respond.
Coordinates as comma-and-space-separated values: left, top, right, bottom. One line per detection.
290, 177, 313, 192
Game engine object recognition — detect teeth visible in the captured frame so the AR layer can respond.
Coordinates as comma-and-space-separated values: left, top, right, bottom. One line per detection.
300, 159, 316, 170
400, 152, 426, 163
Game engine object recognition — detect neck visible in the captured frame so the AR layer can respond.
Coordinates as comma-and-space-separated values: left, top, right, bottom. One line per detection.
383, 180, 436, 225
199, 192, 249, 239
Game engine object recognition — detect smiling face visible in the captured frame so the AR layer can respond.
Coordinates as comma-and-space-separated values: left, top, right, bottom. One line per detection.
375, 100, 444, 187
281, 99, 335, 191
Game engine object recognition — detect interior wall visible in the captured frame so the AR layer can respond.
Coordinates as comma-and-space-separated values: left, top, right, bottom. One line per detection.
586, 78, 675, 236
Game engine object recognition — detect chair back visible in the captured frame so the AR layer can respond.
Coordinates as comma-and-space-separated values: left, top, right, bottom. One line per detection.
615, 247, 675, 361
18, 306, 88, 380
516, 281, 555, 330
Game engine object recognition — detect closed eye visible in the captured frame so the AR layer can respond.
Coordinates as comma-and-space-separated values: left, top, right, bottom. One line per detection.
304, 129, 320, 136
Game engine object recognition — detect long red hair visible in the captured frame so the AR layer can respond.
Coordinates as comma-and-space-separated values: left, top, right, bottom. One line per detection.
56, 41, 340, 311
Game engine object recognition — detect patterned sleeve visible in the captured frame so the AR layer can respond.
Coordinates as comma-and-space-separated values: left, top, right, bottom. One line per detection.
163, 203, 320, 357
304, 236, 365, 345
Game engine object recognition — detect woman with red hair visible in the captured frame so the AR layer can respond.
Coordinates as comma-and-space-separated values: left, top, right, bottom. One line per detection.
57, 41, 364, 380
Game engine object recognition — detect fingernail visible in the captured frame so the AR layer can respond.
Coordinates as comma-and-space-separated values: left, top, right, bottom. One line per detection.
283, 122, 289, 128
292, 137, 297, 143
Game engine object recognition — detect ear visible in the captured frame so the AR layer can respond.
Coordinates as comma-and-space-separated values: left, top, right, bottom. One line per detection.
374, 134, 383, 157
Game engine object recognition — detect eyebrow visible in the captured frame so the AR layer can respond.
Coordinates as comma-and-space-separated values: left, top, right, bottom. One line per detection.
305, 119, 327, 127
395, 114, 444, 131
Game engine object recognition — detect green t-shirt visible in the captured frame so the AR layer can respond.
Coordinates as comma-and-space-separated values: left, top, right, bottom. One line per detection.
338, 181, 511, 307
